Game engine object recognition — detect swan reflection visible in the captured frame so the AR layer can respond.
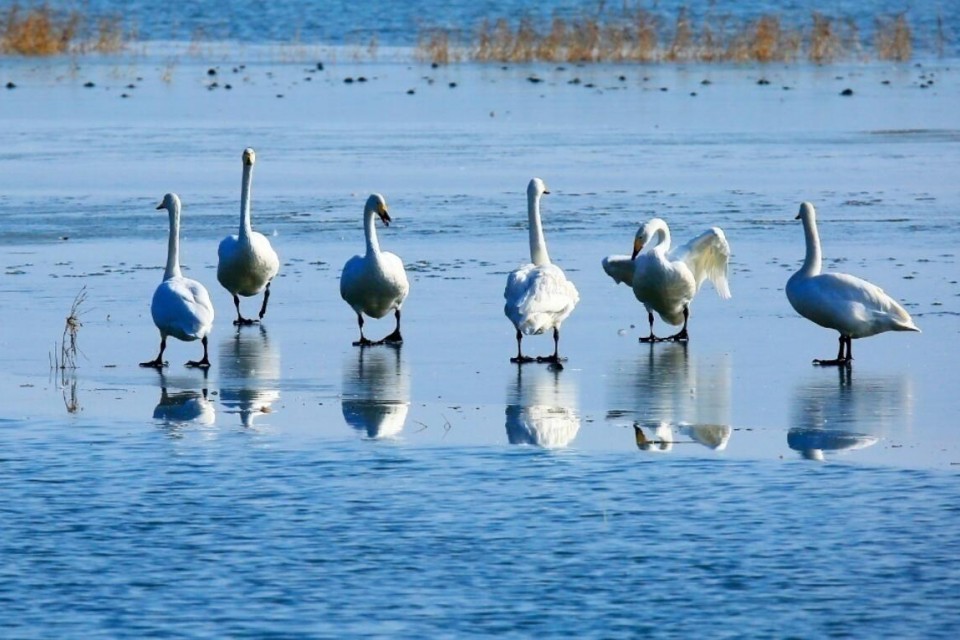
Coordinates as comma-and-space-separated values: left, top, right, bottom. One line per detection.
609, 343, 731, 453
788, 367, 912, 461
152, 372, 215, 428
341, 346, 410, 439
505, 365, 580, 448
218, 327, 281, 428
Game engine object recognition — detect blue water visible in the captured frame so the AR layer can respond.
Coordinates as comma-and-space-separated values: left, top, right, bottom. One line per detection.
2, 426, 958, 638
59, 0, 959, 56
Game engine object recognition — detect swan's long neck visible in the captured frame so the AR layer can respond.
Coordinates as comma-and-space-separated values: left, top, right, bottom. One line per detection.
652, 221, 671, 254
528, 190, 551, 265
164, 205, 182, 280
239, 162, 253, 239
364, 207, 381, 256
800, 213, 822, 276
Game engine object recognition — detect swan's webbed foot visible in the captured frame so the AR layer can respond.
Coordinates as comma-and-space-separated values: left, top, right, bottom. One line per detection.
353, 337, 376, 347
666, 328, 689, 342
185, 337, 210, 368
381, 328, 403, 345
139, 358, 167, 368
639, 334, 662, 343
536, 354, 566, 364
510, 355, 536, 364
814, 335, 852, 366
813, 357, 852, 367
233, 316, 259, 326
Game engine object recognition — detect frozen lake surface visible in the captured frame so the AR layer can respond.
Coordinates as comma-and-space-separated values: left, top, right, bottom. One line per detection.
1, 53, 959, 637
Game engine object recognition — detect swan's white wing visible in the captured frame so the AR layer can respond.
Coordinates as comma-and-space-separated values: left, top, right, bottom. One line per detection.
601, 255, 635, 286
152, 277, 214, 341
504, 264, 580, 335
673, 227, 731, 299
792, 272, 919, 336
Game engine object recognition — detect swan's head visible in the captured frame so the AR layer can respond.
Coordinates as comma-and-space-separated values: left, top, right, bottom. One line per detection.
527, 177, 549, 199
797, 201, 816, 222
631, 218, 665, 259
156, 193, 181, 212
242, 147, 256, 166
365, 193, 391, 226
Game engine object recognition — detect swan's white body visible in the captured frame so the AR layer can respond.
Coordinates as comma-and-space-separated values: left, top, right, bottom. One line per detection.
786, 202, 919, 363
504, 178, 580, 361
217, 148, 280, 323
340, 194, 410, 344
603, 218, 730, 339
143, 193, 215, 367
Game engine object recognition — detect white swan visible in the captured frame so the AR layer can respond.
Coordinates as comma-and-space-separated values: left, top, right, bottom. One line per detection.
141, 193, 215, 368
339, 193, 410, 346
504, 178, 580, 364
786, 202, 920, 365
217, 148, 280, 325
603, 218, 731, 342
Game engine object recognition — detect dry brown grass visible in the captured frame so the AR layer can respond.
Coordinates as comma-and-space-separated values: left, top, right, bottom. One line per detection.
875, 14, 912, 61
417, 8, 922, 65
1, 3, 126, 55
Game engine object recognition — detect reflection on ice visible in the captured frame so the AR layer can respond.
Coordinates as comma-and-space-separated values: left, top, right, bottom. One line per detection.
341, 346, 410, 439
609, 343, 731, 453
788, 367, 913, 461
633, 422, 732, 453
152, 372, 215, 428
505, 365, 580, 448
218, 327, 281, 428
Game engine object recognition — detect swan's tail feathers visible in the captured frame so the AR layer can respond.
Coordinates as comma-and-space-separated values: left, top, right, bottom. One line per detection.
883, 296, 921, 333
892, 312, 921, 333
679, 227, 732, 299
601, 255, 635, 286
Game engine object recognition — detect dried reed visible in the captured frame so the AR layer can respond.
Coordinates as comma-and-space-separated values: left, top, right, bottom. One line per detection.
416, 8, 921, 65
1, 3, 126, 55
53, 287, 87, 371
875, 14, 912, 61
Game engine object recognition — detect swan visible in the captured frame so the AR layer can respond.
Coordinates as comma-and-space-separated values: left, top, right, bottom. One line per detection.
141, 193, 215, 368
339, 193, 410, 346
504, 178, 580, 364
603, 218, 731, 342
786, 202, 920, 365
217, 148, 280, 325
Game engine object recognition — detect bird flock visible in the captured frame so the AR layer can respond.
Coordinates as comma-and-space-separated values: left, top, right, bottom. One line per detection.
141, 148, 920, 370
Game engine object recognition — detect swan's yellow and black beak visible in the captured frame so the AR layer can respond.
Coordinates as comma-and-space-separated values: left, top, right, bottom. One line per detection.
794, 212, 801, 220
243, 148, 256, 166
377, 205, 391, 226
155, 202, 164, 210
631, 237, 644, 260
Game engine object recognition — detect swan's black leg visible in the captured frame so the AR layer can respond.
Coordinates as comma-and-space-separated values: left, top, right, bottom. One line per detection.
536, 327, 565, 365
382, 309, 403, 344
814, 334, 852, 366
257, 282, 272, 320
186, 336, 211, 368
353, 313, 374, 347
233, 294, 256, 326
639, 311, 660, 343
667, 307, 690, 342
140, 335, 167, 368
510, 329, 534, 364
